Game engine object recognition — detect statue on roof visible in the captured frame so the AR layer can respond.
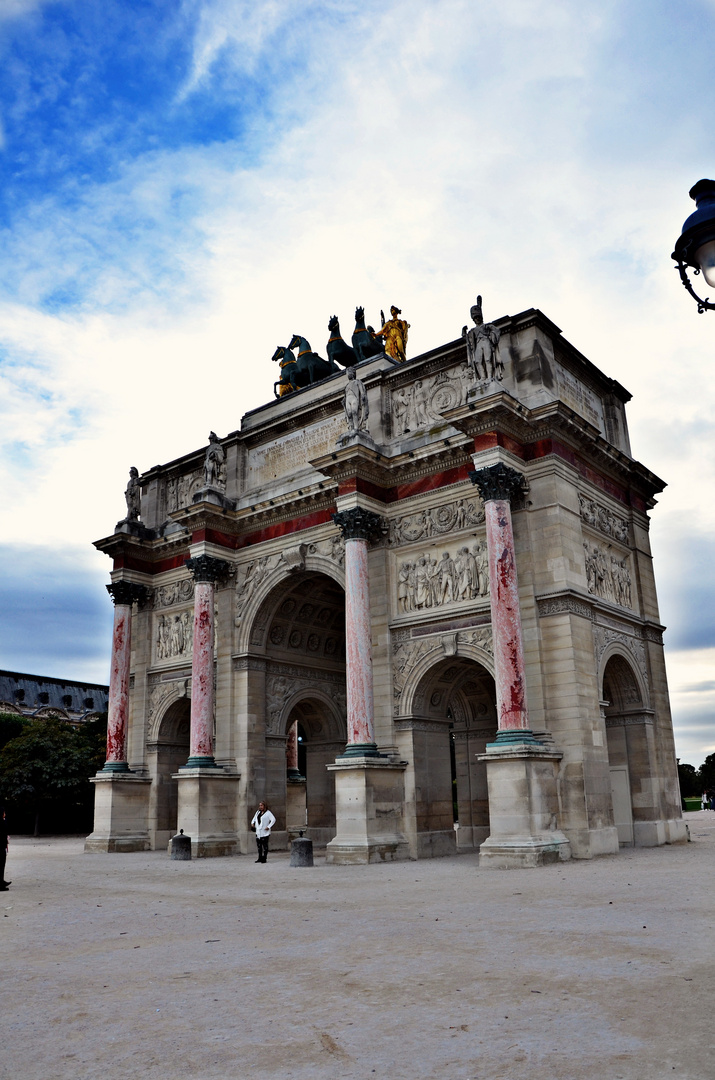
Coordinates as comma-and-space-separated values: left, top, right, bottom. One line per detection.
342, 367, 369, 437
124, 467, 141, 521
462, 295, 503, 382
375, 305, 410, 364
204, 431, 226, 490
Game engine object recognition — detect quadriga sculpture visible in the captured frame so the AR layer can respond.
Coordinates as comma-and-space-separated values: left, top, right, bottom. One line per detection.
327, 315, 356, 368
352, 306, 386, 363
272, 335, 339, 398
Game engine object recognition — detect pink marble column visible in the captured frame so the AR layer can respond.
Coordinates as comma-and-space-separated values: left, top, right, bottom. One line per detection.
286, 721, 301, 779
184, 555, 230, 767
103, 581, 147, 771
332, 507, 384, 756
469, 463, 534, 742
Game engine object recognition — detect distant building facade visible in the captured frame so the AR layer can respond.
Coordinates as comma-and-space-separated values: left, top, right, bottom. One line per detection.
85, 305, 687, 865
0, 670, 108, 724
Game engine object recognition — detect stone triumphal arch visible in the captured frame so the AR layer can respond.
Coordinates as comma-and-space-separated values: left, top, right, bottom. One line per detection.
86, 302, 687, 865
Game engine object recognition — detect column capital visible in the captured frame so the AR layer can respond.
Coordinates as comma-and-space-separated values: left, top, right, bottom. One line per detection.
106, 581, 149, 607
468, 462, 525, 504
185, 554, 231, 583
331, 507, 384, 542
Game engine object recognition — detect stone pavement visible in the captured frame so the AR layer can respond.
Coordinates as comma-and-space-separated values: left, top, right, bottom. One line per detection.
2, 813, 714, 1080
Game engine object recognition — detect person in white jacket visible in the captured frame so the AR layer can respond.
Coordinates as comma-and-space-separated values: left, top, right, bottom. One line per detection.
251, 801, 276, 863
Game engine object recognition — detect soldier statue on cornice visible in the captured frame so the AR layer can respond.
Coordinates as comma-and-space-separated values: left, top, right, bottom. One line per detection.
462, 295, 503, 382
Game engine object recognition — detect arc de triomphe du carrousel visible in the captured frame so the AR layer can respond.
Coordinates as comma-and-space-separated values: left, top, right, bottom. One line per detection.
85, 299, 687, 867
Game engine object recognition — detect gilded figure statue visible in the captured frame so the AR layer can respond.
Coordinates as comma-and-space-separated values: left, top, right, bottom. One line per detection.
376, 305, 410, 364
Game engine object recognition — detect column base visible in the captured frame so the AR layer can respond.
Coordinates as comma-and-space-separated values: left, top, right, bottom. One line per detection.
180, 756, 221, 770
85, 773, 152, 853
477, 740, 571, 869
101, 761, 131, 774
336, 742, 383, 759
175, 768, 240, 857
326, 756, 410, 864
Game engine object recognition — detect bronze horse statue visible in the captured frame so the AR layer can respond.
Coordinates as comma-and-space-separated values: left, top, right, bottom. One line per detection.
352, 306, 387, 364
327, 315, 356, 368
272, 335, 338, 398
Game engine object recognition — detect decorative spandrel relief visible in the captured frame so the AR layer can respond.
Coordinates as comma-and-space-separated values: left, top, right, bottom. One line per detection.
156, 610, 194, 661
391, 365, 473, 437
584, 542, 632, 609
593, 625, 648, 688
398, 542, 489, 614
235, 536, 345, 625
579, 494, 628, 544
265, 668, 346, 735
390, 497, 484, 545
166, 472, 203, 514
391, 626, 493, 715
154, 579, 195, 609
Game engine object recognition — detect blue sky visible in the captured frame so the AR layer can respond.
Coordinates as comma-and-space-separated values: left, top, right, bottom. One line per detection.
0, 0, 714, 765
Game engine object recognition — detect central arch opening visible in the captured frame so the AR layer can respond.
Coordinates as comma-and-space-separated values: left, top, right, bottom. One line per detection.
406, 655, 497, 855
253, 570, 347, 848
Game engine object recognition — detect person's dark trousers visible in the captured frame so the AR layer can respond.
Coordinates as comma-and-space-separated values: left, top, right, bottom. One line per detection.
0, 848, 7, 888
256, 836, 269, 863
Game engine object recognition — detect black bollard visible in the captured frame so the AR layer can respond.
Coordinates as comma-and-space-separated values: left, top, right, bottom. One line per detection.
171, 828, 192, 860
290, 829, 313, 867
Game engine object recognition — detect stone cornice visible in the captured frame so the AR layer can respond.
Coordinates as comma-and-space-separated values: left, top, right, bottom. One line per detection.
535, 589, 665, 643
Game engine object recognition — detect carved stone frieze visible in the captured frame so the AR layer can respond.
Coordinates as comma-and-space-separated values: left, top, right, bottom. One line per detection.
537, 594, 594, 620
605, 713, 654, 728
154, 579, 195, 609
394, 718, 451, 733
389, 497, 485, 545
584, 541, 632, 609
398, 541, 489, 614
391, 364, 473, 437
578, 493, 629, 544
156, 609, 194, 661
166, 471, 203, 514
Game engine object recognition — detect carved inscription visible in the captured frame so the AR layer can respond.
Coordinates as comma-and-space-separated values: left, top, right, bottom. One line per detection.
398, 541, 489, 614
584, 542, 632, 608
579, 494, 628, 544
391, 365, 473, 437
390, 497, 484, 545
249, 416, 346, 483
554, 364, 604, 431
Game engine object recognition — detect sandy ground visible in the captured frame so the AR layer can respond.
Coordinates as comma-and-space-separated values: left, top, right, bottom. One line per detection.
1, 814, 714, 1080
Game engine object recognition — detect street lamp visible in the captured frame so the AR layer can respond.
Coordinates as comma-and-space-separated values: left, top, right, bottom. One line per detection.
672, 178, 715, 312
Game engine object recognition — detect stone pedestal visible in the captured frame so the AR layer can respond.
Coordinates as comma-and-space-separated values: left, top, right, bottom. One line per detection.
477, 741, 571, 868
325, 756, 410, 864
175, 768, 240, 857
286, 777, 307, 831
84, 774, 151, 853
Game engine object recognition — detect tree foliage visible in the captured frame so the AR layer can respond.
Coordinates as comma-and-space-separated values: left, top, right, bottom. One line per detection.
0, 716, 106, 835
677, 762, 700, 797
